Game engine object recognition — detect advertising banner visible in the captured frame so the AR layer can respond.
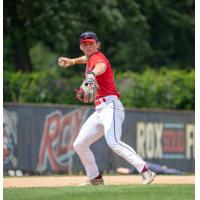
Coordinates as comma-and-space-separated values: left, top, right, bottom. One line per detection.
3, 103, 194, 173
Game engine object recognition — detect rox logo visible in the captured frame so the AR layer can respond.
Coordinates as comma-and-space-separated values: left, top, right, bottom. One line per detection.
136, 122, 195, 159
37, 107, 90, 172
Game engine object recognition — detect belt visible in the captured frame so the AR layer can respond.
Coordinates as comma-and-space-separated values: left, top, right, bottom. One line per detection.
94, 98, 106, 107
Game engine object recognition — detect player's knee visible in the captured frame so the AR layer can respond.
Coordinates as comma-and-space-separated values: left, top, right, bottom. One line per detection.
106, 140, 120, 152
73, 140, 83, 152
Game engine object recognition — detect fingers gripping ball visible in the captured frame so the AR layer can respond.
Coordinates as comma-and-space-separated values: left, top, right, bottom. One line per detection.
76, 78, 98, 103
59, 60, 67, 67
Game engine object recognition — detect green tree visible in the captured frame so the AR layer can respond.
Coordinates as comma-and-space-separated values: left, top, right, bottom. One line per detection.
4, 0, 194, 72
138, 0, 194, 68
4, 0, 33, 71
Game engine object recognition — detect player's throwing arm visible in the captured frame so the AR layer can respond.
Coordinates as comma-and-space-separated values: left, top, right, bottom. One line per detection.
58, 56, 87, 68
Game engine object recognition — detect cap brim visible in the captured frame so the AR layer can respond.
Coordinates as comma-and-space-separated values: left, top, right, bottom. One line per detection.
80, 39, 96, 44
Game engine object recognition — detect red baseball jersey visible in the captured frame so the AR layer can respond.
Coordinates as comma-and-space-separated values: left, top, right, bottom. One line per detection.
86, 51, 120, 99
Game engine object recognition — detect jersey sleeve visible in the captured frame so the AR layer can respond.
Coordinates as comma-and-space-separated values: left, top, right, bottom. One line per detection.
94, 54, 107, 64
95, 58, 106, 64
87, 52, 108, 72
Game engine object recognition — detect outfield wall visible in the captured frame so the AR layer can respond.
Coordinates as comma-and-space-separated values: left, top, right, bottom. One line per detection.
3, 103, 195, 173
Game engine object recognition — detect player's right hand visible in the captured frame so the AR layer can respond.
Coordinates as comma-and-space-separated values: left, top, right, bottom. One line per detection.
58, 57, 73, 68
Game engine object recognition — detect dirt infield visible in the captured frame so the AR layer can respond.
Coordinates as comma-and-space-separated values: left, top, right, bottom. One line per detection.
3, 175, 194, 188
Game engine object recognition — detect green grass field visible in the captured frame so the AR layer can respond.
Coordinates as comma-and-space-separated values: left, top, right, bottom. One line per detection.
4, 184, 194, 200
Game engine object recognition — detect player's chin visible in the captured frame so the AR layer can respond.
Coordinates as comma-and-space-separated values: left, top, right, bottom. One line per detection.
85, 51, 93, 57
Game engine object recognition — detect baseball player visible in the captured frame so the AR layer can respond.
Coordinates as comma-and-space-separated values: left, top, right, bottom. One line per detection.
58, 31, 156, 186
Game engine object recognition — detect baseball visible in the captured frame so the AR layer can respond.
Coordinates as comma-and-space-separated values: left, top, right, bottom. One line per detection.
59, 60, 67, 67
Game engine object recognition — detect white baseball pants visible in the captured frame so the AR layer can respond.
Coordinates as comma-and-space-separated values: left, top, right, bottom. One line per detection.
73, 95, 146, 179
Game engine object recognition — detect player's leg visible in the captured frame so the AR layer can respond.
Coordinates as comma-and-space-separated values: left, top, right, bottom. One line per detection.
73, 111, 104, 180
102, 107, 146, 172
102, 106, 156, 184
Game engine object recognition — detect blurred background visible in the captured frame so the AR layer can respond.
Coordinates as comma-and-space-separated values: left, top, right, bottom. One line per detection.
3, 0, 194, 176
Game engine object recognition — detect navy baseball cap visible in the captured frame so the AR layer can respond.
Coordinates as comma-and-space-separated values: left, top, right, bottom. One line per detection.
79, 31, 99, 44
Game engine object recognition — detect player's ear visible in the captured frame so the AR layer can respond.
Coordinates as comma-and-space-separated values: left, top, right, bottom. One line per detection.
97, 42, 101, 50
80, 45, 83, 51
